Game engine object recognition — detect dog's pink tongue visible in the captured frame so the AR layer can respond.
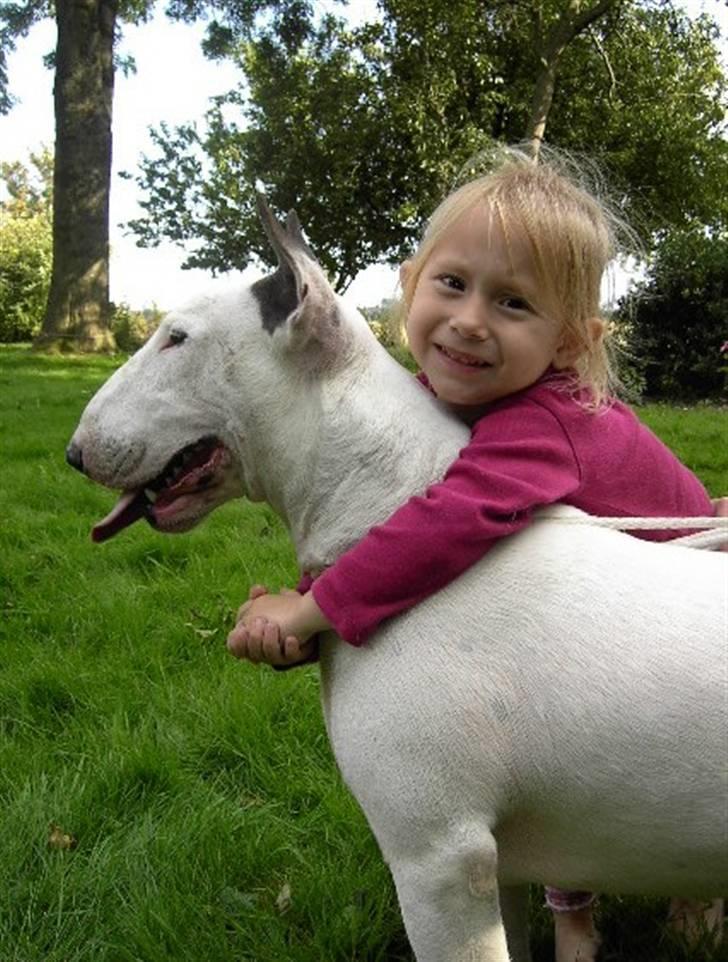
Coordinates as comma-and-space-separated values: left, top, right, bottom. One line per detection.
91, 489, 149, 543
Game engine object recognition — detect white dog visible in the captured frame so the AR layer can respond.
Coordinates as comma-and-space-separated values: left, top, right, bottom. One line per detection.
68, 200, 727, 962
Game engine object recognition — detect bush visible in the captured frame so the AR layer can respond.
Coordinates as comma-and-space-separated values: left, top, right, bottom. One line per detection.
617, 229, 728, 401
361, 298, 418, 372
110, 303, 165, 352
0, 212, 52, 342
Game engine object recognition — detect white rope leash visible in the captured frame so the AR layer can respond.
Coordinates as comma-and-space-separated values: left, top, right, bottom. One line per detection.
536, 514, 728, 551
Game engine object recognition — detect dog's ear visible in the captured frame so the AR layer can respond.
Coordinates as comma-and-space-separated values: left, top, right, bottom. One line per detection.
253, 194, 346, 366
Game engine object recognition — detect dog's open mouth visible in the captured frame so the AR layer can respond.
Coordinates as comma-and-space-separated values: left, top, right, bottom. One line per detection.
91, 437, 231, 542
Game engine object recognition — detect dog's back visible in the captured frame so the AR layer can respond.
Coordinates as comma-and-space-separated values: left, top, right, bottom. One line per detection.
321, 509, 727, 899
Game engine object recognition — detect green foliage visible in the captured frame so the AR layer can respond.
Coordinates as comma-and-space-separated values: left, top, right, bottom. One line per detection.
0, 146, 53, 217
2, 345, 727, 960
361, 298, 418, 372
110, 302, 165, 352
617, 229, 728, 401
127, 11, 422, 291
0, 213, 52, 342
127, 1, 727, 287
546, 6, 728, 234
0, 150, 53, 342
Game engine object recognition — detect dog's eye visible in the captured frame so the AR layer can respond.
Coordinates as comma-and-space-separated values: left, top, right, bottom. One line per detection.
161, 329, 188, 350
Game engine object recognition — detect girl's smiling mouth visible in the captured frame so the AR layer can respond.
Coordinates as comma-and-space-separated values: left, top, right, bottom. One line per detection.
436, 344, 492, 369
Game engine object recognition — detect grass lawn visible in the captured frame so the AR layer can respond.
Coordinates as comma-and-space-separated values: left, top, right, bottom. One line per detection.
1, 343, 726, 962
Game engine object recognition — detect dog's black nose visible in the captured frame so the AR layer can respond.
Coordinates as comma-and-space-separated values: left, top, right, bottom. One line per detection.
66, 440, 85, 473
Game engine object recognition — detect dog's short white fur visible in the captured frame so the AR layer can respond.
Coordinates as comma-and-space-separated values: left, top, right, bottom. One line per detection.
69, 202, 727, 962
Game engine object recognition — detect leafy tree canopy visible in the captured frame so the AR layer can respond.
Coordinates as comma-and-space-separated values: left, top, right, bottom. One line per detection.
126, 0, 727, 292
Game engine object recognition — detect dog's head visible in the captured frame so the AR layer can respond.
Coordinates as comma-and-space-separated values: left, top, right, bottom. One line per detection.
67, 196, 367, 541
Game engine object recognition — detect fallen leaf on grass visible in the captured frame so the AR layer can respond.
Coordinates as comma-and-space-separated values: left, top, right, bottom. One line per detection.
276, 882, 292, 914
184, 622, 218, 639
48, 823, 77, 850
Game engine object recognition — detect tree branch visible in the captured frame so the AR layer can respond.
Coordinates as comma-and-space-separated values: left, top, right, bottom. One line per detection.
546, 0, 617, 59
571, 0, 618, 39
589, 23, 617, 102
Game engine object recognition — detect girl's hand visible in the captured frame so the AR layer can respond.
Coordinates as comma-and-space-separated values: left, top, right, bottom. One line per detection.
226, 616, 314, 666
227, 588, 329, 667
235, 582, 270, 622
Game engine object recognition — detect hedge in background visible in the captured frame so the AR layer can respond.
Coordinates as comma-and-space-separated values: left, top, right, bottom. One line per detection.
110, 302, 165, 352
0, 211, 52, 342
619, 229, 728, 401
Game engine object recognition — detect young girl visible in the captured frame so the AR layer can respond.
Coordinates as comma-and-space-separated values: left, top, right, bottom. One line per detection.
227, 150, 721, 961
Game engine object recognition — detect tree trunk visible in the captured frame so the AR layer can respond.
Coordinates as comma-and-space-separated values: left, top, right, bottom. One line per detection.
34, 0, 117, 353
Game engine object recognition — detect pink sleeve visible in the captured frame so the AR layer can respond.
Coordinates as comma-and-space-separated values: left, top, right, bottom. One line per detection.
312, 401, 581, 645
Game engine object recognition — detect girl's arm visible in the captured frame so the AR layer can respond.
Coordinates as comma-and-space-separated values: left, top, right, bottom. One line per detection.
231, 405, 720, 663
311, 403, 580, 644
234, 399, 580, 655
229, 492, 727, 666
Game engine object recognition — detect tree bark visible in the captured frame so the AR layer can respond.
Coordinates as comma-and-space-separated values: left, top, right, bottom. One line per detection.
526, 0, 617, 162
34, 0, 117, 353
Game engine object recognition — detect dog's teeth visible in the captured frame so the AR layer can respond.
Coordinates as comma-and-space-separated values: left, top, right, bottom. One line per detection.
145, 488, 158, 503
156, 440, 216, 493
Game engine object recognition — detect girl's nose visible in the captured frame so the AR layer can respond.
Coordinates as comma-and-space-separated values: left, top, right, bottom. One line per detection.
449, 301, 489, 340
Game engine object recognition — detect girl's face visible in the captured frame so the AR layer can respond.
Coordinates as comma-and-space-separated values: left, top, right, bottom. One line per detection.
404, 203, 570, 413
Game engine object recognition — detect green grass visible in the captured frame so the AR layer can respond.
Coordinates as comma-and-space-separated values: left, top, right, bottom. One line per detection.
636, 403, 727, 496
1, 344, 726, 962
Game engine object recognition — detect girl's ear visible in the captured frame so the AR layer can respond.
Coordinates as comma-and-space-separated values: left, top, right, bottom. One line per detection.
554, 317, 604, 369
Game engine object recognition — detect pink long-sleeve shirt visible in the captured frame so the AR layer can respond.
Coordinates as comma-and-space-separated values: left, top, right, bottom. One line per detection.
310, 374, 712, 646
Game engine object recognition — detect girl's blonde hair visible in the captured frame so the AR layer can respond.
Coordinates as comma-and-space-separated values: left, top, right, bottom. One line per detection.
398, 146, 633, 407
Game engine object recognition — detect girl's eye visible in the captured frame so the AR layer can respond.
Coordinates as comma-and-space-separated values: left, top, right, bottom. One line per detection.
438, 274, 465, 292
501, 295, 531, 312
161, 329, 188, 350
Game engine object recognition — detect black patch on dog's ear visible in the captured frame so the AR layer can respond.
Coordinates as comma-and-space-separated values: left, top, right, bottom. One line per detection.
252, 266, 300, 334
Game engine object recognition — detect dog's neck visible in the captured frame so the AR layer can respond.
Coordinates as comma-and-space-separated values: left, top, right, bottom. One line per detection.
232, 328, 467, 573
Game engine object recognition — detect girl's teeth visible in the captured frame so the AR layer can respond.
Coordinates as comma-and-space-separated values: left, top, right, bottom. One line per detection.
441, 346, 486, 366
